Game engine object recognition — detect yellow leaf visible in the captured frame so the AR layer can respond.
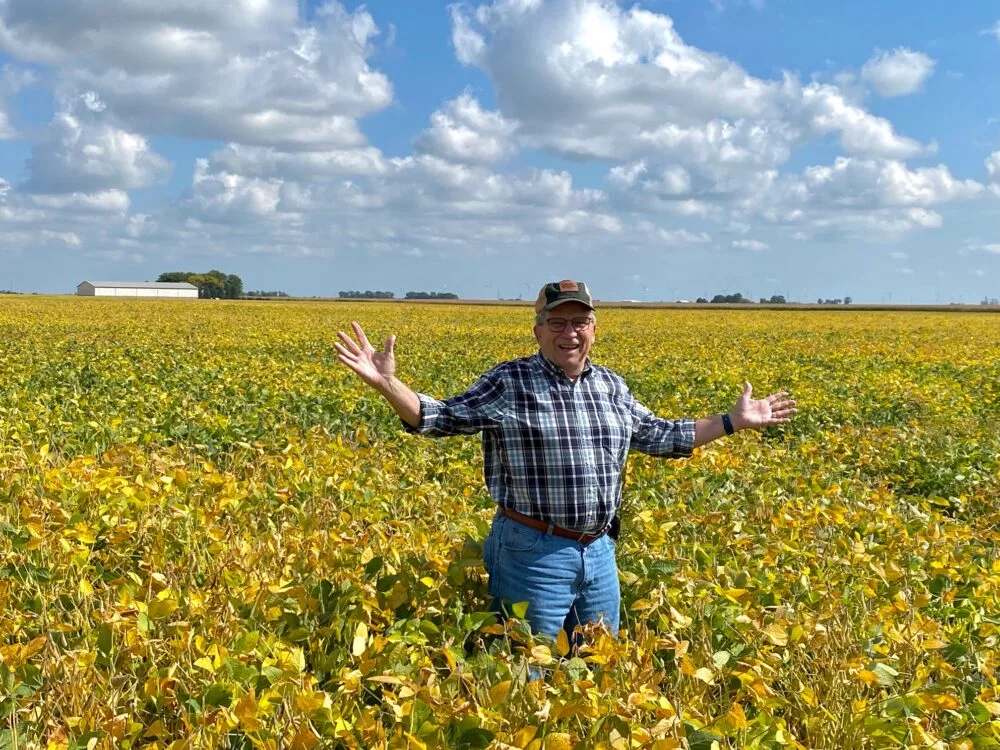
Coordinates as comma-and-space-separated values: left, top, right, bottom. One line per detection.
489, 680, 512, 707
543, 733, 575, 750
530, 645, 553, 665
857, 669, 879, 686
512, 601, 529, 619
799, 687, 817, 707
235, 691, 262, 731
79, 579, 94, 597
693, 667, 715, 684
194, 657, 215, 674
716, 702, 747, 733
289, 723, 320, 750
147, 598, 178, 621
295, 691, 328, 713
762, 623, 788, 646
512, 727, 539, 748
352, 622, 368, 657
555, 629, 570, 657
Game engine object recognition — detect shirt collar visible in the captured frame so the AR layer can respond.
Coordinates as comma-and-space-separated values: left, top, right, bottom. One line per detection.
536, 351, 593, 382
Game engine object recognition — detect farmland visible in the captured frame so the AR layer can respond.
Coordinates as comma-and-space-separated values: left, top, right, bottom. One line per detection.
1, 297, 999, 749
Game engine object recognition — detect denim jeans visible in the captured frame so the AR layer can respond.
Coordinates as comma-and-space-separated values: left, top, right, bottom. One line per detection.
482, 511, 620, 639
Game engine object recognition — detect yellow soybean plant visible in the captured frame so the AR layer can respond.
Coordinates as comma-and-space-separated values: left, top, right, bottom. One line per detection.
1, 296, 999, 749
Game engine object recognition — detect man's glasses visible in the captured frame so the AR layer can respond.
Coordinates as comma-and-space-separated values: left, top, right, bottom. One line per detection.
545, 317, 594, 332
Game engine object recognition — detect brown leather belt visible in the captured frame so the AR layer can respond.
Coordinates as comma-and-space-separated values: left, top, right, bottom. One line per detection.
501, 508, 606, 545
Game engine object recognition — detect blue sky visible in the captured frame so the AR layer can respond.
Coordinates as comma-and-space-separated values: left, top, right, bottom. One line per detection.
1, 0, 999, 302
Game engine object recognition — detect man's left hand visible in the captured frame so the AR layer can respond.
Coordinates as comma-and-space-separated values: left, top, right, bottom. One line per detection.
730, 382, 797, 431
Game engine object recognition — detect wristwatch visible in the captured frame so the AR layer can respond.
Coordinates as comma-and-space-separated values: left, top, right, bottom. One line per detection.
721, 413, 735, 435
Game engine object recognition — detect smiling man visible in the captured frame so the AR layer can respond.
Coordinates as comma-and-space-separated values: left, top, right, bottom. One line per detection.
335, 280, 796, 643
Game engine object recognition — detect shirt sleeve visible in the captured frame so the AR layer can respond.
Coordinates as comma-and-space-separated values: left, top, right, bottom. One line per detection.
401, 368, 507, 436
626, 391, 696, 458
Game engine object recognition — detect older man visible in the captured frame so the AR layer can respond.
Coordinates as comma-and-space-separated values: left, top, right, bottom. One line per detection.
335, 280, 796, 640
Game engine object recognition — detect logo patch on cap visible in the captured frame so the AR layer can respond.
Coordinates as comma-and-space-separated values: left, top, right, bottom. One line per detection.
558, 280, 579, 292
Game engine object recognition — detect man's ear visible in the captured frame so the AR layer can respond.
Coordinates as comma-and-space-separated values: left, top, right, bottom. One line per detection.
532, 325, 542, 344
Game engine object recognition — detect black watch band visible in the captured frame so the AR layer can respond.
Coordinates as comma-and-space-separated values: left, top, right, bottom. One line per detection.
721, 413, 735, 435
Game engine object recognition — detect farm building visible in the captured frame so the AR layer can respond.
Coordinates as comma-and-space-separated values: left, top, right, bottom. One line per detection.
77, 281, 199, 298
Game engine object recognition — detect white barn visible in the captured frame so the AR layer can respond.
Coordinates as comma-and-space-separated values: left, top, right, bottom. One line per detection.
77, 281, 199, 298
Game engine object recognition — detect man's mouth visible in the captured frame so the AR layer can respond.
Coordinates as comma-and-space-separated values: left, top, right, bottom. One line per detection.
558, 343, 580, 352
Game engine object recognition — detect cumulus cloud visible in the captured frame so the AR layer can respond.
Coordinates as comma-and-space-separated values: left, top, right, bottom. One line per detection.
414, 91, 519, 164
983, 21, 1000, 42
23, 93, 171, 193
0, 64, 36, 138
861, 47, 935, 97
0, 0, 392, 149
986, 151, 1000, 181
800, 158, 982, 207
448, 0, 932, 169
733, 239, 768, 251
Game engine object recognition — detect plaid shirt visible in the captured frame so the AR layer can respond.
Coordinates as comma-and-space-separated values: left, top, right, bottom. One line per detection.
404, 353, 696, 533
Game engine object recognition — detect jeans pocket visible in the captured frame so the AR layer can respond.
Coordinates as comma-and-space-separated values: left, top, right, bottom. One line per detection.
500, 517, 544, 552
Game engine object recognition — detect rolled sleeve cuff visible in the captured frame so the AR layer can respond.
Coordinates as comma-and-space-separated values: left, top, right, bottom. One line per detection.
400, 393, 442, 434
674, 418, 697, 457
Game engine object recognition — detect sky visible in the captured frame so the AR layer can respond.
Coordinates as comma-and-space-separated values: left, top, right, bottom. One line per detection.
1, 0, 999, 303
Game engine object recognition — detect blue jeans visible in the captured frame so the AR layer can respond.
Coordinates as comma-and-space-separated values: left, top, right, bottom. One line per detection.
482, 511, 620, 639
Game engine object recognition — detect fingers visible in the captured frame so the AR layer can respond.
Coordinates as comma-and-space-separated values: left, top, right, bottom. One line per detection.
333, 341, 358, 361
336, 330, 362, 356
385, 334, 396, 357
352, 321, 372, 351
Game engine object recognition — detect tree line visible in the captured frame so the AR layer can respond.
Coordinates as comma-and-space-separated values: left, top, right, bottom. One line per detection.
158, 271, 243, 299
337, 291, 459, 300
693, 293, 852, 304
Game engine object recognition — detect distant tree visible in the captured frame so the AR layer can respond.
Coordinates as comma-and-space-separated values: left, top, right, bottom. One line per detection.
224, 274, 243, 299
844, 296, 852, 305
696, 297, 708, 304
768, 295, 787, 304
158, 270, 243, 299
711, 293, 749, 304
405, 291, 459, 300
338, 290, 395, 299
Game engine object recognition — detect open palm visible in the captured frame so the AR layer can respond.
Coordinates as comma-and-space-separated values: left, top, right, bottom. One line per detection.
334, 321, 396, 389
731, 382, 796, 431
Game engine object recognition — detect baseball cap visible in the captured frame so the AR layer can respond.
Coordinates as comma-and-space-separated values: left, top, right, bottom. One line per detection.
534, 279, 594, 314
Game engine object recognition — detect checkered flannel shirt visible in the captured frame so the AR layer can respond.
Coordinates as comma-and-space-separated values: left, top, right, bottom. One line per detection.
404, 353, 696, 533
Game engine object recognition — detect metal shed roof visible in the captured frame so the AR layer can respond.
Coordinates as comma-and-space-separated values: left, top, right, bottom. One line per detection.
79, 281, 199, 289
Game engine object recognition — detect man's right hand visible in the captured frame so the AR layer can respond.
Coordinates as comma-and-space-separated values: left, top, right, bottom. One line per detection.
335, 321, 397, 390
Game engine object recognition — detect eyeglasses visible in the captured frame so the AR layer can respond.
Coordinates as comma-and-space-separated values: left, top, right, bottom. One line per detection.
545, 317, 594, 332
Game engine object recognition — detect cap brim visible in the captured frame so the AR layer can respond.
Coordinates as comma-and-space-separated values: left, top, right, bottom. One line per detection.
543, 298, 594, 312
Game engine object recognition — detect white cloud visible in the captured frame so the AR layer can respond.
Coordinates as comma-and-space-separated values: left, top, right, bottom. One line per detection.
0, 1, 392, 149
448, 0, 931, 169
414, 91, 519, 164
23, 94, 171, 193
800, 83, 932, 159
986, 151, 1000, 181
889, 250, 908, 259
799, 158, 982, 208
983, 21, 1000, 42
0, 64, 36, 139
733, 239, 769, 251
30, 190, 130, 212
968, 243, 1000, 255
861, 47, 935, 97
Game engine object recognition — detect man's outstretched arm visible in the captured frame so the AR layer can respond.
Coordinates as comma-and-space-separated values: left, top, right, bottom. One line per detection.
692, 382, 797, 448
335, 321, 421, 428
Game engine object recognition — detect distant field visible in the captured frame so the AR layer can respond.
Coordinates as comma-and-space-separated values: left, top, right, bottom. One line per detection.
1, 297, 999, 748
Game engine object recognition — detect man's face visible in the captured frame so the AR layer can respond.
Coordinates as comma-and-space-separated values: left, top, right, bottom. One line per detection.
533, 301, 596, 378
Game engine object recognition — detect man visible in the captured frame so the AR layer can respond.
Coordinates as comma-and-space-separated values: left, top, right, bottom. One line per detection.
335, 280, 796, 641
